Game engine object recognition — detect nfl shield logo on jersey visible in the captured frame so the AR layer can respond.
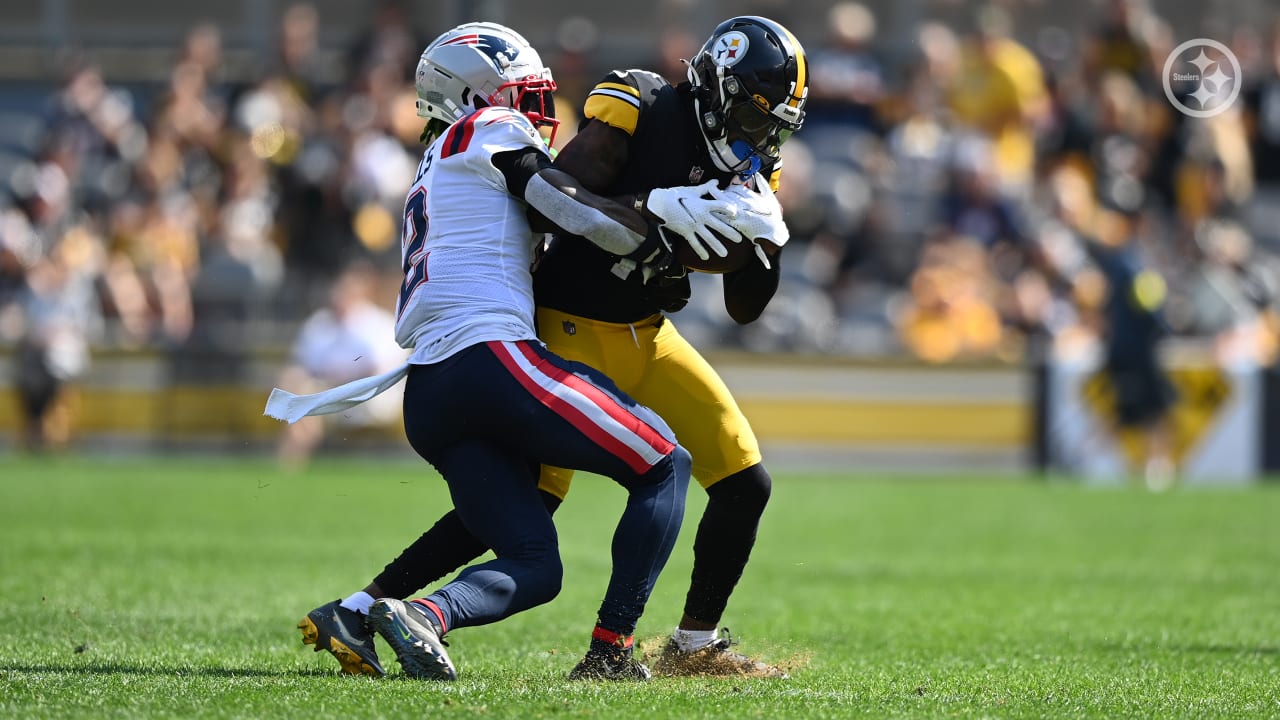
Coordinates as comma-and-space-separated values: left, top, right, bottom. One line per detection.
562, 320, 577, 336
689, 166, 704, 183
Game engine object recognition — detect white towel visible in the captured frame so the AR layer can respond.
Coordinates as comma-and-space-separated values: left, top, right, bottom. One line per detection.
264, 362, 410, 424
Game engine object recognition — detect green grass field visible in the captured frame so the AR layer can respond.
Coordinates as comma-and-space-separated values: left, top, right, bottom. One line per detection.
2, 456, 1278, 719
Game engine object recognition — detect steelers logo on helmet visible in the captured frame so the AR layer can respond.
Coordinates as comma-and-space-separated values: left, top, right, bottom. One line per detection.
712, 31, 751, 68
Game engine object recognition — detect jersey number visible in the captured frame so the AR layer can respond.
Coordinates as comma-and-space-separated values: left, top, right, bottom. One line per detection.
397, 187, 429, 318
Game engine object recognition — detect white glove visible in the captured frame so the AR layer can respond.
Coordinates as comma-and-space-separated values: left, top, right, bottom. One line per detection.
710, 174, 789, 269
644, 180, 743, 261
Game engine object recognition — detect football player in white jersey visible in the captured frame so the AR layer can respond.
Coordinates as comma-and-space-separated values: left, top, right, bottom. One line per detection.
276, 22, 756, 681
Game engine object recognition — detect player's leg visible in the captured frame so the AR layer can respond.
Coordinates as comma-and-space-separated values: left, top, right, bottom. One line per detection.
532, 306, 653, 511
411, 441, 564, 629
477, 339, 690, 679
385, 341, 687, 679
363, 355, 568, 681
369, 486, 562, 600
369, 440, 559, 681
300, 447, 557, 676
632, 319, 786, 677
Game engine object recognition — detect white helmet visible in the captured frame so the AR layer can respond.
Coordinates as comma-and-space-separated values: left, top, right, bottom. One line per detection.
414, 22, 558, 142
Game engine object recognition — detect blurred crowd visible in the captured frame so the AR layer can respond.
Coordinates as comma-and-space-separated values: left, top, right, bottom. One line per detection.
3, 0, 1280, 448
704, 0, 1280, 369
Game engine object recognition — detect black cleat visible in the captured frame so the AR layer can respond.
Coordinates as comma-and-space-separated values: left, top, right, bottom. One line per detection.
367, 598, 457, 681
568, 643, 652, 681
652, 628, 788, 678
297, 599, 384, 676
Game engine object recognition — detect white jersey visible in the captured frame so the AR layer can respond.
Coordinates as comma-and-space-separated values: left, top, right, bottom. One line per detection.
394, 106, 549, 365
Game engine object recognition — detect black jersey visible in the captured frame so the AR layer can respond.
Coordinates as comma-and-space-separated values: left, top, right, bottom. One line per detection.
534, 69, 779, 323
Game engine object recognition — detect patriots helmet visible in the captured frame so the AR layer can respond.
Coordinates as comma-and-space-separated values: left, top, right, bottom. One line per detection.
414, 22, 558, 144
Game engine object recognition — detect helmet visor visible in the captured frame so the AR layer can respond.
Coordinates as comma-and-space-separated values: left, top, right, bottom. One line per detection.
724, 99, 791, 162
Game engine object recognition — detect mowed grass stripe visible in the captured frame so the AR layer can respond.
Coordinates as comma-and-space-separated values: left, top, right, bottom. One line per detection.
1, 457, 1278, 719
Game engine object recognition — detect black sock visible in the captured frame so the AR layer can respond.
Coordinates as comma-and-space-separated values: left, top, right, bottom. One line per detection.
374, 489, 562, 598
683, 464, 772, 624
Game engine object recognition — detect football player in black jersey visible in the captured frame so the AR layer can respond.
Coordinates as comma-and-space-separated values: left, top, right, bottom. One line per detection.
301, 16, 807, 680
531, 16, 807, 678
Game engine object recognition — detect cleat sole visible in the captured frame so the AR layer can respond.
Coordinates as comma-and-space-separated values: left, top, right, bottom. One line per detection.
297, 616, 382, 676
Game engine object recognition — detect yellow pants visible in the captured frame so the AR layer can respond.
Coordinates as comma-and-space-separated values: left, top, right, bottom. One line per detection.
535, 307, 761, 499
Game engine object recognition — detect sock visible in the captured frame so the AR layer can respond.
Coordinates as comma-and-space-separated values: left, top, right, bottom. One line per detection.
411, 598, 447, 635
339, 591, 375, 615
591, 626, 634, 656
673, 627, 717, 653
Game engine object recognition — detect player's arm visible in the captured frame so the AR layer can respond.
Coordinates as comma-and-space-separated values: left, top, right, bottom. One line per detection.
719, 170, 787, 324
552, 118, 630, 198
493, 145, 663, 261
723, 256, 780, 324
550, 73, 743, 261
496, 147, 741, 273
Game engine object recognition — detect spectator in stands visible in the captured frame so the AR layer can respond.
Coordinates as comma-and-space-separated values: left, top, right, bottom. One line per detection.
10, 210, 104, 452
805, 2, 885, 135
1243, 18, 1280, 252
651, 25, 700, 86
345, 0, 424, 84
275, 262, 406, 470
947, 5, 1048, 192
1187, 220, 1280, 368
1084, 0, 1159, 91
895, 235, 1004, 363
274, 2, 326, 103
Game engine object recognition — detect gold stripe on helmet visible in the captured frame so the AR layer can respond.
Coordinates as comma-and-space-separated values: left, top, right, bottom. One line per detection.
775, 24, 808, 109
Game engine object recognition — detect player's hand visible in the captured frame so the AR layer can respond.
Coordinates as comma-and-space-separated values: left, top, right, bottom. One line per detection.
633, 226, 676, 284
710, 174, 789, 269
610, 225, 677, 284
643, 180, 742, 261
641, 266, 691, 312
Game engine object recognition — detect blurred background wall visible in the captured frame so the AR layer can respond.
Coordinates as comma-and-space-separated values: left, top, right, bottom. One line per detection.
2, 0, 1279, 483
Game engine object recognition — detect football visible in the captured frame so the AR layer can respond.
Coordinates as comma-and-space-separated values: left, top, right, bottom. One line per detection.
673, 230, 780, 274
673, 227, 749, 274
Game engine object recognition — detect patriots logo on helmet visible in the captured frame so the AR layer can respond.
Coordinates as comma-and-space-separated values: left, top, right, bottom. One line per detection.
441, 33, 520, 72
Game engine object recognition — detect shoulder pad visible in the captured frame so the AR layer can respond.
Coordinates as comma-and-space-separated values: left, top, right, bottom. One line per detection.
583, 69, 670, 135
439, 106, 546, 160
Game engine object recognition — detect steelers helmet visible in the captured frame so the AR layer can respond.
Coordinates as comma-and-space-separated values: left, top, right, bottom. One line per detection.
688, 16, 808, 178
414, 22, 558, 143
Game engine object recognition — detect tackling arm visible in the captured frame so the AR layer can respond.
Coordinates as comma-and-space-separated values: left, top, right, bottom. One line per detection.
493, 146, 660, 260
551, 119, 743, 262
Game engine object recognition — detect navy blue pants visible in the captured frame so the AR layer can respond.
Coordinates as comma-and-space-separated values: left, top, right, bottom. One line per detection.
402, 340, 690, 636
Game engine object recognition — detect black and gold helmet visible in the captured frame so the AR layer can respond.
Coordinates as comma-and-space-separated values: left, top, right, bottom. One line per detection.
688, 16, 808, 178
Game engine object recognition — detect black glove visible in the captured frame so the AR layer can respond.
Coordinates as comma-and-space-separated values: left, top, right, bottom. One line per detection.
623, 223, 675, 284
641, 269, 691, 313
